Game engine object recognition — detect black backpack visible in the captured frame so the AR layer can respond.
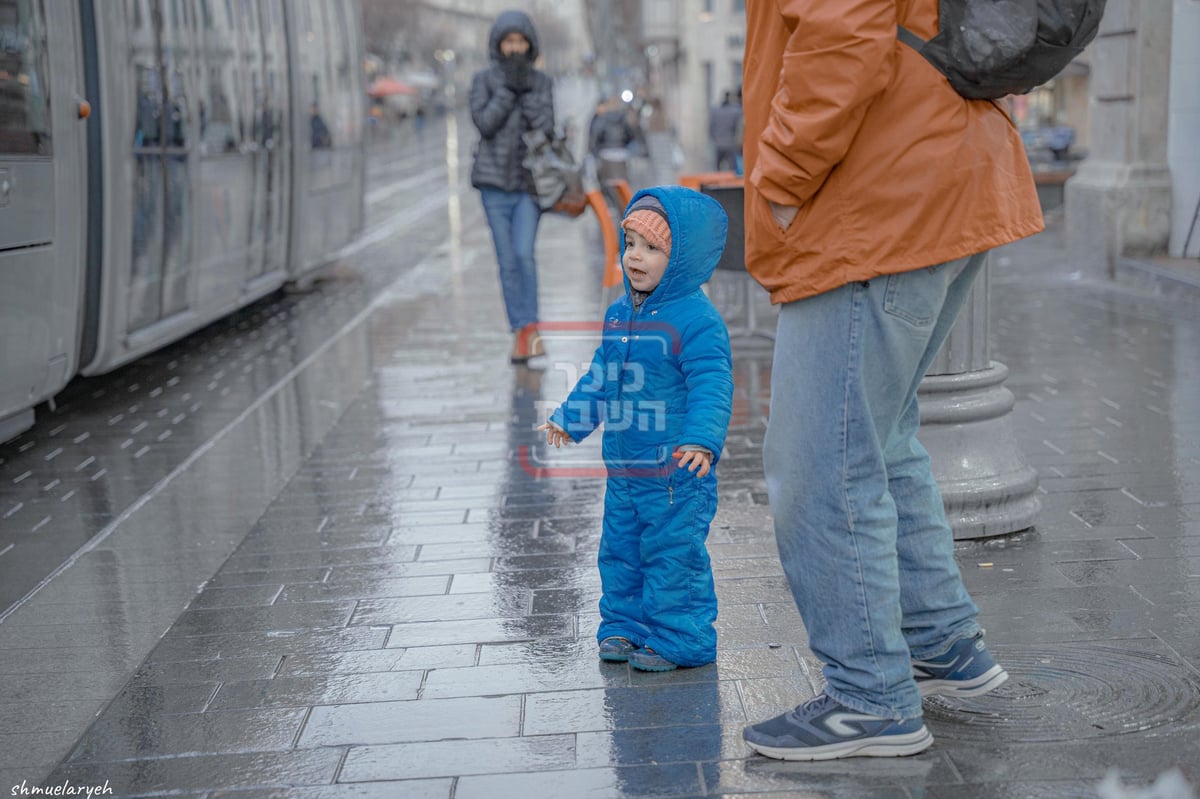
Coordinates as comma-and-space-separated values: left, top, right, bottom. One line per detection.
898, 0, 1107, 100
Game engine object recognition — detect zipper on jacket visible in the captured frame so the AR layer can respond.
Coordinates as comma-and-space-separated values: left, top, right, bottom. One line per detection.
669, 484, 674, 506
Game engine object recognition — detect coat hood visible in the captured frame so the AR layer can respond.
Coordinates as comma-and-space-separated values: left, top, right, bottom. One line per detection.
621, 186, 728, 306
488, 10, 540, 62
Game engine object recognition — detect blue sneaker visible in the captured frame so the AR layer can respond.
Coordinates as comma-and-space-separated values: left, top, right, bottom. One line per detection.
743, 694, 933, 760
912, 634, 1008, 698
628, 647, 678, 672
598, 636, 637, 663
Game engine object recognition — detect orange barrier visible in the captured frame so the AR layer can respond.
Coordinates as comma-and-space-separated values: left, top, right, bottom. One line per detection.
590, 175, 742, 293
679, 171, 743, 191
587, 188, 624, 288
607, 179, 634, 210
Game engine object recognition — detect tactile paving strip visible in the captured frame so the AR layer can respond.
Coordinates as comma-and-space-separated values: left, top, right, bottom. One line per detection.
922, 644, 1200, 741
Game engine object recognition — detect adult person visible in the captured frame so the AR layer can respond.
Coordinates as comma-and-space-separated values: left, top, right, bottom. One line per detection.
739, 0, 1044, 760
469, 10, 555, 363
707, 90, 742, 172
588, 95, 638, 186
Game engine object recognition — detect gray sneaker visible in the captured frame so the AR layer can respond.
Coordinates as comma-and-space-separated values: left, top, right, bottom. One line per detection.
744, 694, 933, 761
913, 634, 1008, 698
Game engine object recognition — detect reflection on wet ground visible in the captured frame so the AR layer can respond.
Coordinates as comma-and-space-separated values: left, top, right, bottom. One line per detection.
1, 111, 1198, 795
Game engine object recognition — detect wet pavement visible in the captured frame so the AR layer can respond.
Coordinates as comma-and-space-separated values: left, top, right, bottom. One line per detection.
1, 105, 1199, 797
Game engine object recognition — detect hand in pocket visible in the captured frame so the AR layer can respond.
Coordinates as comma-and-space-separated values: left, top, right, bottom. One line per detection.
769, 201, 799, 232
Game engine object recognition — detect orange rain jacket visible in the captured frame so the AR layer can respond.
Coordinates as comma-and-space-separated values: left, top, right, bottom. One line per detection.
742, 0, 1045, 304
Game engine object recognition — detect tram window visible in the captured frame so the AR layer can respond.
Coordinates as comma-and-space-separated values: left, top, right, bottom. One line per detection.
234, 0, 260, 147
198, 0, 236, 153
133, 66, 160, 146
0, 0, 52, 156
330, 0, 353, 140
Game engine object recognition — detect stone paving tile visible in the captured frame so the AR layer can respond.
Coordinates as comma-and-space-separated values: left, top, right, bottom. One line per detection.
275, 649, 408, 678
298, 695, 523, 748
338, 734, 578, 782
53, 748, 344, 796
188, 583, 285, 608
205, 566, 331, 586
323, 557, 493, 583
146, 627, 387, 663
93, 683, 217, 718
66, 707, 308, 764
128, 654, 283, 685
208, 784, 454, 799
924, 781, 1099, 798
209, 671, 424, 710
522, 681, 746, 737
454, 764, 706, 799
279, 575, 449, 603
723, 753, 961, 796
382, 615, 576, 647
214, 537, 417, 568
349, 591, 530, 625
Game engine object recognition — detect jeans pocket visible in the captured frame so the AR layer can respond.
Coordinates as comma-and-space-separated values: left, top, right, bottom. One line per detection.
882, 266, 942, 327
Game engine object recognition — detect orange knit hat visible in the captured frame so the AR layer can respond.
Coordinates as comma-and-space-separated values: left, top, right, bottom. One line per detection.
621, 199, 672, 257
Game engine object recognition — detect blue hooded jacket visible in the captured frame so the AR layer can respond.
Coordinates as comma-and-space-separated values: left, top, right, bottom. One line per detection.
551, 186, 733, 475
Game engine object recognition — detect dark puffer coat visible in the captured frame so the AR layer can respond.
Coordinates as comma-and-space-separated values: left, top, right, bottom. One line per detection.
469, 10, 555, 194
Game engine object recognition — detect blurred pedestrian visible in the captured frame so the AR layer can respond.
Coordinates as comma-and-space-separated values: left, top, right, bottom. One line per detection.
740, 0, 1044, 761
469, 9, 555, 363
707, 90, 742, 172
539, 187, 734, 673
588, 95, 638, 186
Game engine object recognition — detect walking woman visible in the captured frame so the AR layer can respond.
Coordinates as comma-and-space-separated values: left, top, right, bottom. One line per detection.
469, 10, 555, 363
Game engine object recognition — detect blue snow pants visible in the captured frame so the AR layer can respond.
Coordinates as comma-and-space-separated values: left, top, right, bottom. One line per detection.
596, 464, 719, 667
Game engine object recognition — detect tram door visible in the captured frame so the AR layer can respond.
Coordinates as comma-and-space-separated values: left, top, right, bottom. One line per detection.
126, 0, 194, 332
245, 0, 289, 282
187, 0, 287, 305
0, 0, 87, 437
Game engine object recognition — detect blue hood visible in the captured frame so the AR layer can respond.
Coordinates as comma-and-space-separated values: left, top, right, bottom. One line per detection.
621, 186, 729, 307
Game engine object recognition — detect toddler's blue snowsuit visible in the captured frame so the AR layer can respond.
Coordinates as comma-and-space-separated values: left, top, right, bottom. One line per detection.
550, 186, 733, 667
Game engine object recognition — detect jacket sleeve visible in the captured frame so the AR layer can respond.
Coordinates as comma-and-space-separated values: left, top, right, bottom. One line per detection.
519, 74, 556, 135
750, 0, 896, 208
470, 69, 519, 139
549, 344, 606, 443
678, 310, 734, 461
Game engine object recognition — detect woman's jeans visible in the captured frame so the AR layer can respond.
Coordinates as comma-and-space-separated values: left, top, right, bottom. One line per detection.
764, 253, 988, 720
479, 188, 541, 331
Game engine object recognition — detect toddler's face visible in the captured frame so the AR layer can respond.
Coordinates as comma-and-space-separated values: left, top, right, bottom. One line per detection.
622, 229, 669, 292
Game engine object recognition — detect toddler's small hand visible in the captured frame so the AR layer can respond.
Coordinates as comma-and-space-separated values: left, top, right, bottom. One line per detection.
673, 449, 712, 478
537, 422, 570, 448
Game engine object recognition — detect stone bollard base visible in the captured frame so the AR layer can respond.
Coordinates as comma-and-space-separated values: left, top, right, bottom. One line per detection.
918, 361, 1041, 540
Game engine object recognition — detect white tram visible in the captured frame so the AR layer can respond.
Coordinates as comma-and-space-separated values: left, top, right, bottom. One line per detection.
0, 0, 367, 441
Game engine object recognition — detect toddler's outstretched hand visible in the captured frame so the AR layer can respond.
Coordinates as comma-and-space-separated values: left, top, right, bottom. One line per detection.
674, 449, 712, 478
537, 422, 571, 448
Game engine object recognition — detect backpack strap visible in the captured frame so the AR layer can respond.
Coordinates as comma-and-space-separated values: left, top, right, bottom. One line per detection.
896, 25, 926, 52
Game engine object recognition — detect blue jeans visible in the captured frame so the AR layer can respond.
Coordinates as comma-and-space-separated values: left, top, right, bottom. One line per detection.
479, 188, 541, 331
764, 253, 988, 720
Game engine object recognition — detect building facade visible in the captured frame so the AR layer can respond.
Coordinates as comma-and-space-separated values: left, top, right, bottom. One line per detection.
1066, 0, 1200, 276
642, 0, 745, 172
